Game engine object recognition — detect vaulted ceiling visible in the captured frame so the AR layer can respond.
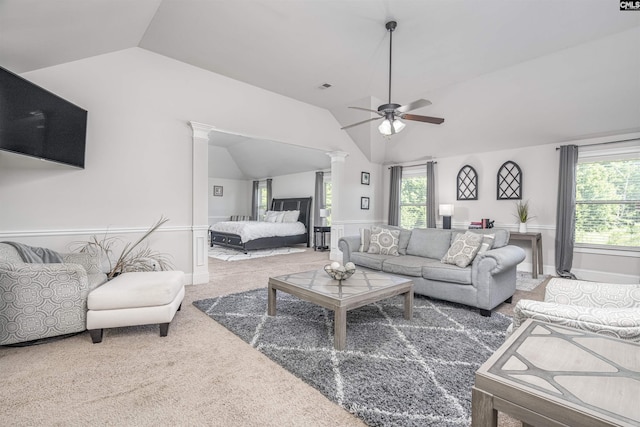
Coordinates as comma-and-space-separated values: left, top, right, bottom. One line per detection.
1, 0, 639, 168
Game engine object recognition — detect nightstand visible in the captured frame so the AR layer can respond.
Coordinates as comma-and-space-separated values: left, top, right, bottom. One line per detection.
313, 226, 331, 251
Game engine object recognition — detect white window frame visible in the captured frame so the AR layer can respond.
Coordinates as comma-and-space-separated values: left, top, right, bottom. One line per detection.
399, 166, 427, 230
575, 144, 640, 254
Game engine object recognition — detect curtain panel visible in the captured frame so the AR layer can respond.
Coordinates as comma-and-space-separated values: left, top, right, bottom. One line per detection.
555, 145, 578, 279
427, 161, 436, 228
251, 180, 259, 220
388, 166, 403, 226
314, 171, 324, 228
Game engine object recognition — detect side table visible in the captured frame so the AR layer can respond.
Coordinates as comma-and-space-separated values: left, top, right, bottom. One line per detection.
509, 231, 543, 278
313, 226, 330, 251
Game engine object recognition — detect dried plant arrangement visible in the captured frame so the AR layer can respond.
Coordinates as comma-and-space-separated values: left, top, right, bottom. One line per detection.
71, 216, 174, 279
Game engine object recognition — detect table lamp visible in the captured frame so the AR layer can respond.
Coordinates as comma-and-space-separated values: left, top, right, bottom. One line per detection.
439, 204, 454, 229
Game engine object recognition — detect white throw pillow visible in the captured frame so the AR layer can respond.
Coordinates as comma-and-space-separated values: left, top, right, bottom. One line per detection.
281, 210, 300, 223
477, 233, 495, 254
368, 226, 400, 256
265, 211, 284, 223
441, 231, 484, 268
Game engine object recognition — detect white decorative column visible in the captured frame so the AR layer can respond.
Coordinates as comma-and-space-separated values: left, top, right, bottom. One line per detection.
189, 121, 213, 284
327, 151, 349, 262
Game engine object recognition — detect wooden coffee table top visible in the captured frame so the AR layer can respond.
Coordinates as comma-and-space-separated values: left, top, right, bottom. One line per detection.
474, 319, 640, 426
269, 269, 412, 304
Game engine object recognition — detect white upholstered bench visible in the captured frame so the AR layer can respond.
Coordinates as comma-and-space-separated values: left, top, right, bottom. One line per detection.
87, 271, 185, 343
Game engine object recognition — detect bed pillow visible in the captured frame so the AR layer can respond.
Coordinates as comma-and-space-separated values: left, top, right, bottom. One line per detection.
441, 231, 484, 268
367, 226, 400, 256
281, 210, 300, 223
265, 210, 284, 223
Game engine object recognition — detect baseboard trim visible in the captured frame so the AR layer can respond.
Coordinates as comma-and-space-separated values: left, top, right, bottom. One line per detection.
571, 268, 639, 284
189, 271, 210, 285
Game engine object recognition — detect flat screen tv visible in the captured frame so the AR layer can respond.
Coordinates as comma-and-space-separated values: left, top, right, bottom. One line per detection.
0, 66, 87, 168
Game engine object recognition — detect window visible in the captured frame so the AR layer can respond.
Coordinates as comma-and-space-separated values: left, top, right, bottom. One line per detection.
575, 146, 640, 249
323, 173, 332, 226
257, 182, 268, 220
400, 167, 427, 229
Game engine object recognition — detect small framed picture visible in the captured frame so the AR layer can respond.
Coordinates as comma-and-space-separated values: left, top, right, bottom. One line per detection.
213, 185, 223, 197
361, 171, 370, 185
361, 196, 370, 210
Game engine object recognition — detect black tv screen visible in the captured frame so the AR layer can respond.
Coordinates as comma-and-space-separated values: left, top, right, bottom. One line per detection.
0, 66, 87, 168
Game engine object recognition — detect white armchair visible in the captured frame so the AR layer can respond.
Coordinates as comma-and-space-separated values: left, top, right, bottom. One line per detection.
509, 277, 640, 342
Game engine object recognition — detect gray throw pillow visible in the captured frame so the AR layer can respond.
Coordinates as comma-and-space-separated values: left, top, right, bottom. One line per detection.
358, 228, 371, 252
368, 226, 400, 256
441, 231, 484, 268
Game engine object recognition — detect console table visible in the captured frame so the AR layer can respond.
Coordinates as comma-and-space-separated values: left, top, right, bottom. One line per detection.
472, 319, 640, 427
509, 231, 543, 278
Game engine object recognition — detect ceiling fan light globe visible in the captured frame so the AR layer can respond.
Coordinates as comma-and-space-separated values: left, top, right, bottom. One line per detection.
378, 119, 392, 136
392, 119, 406, 133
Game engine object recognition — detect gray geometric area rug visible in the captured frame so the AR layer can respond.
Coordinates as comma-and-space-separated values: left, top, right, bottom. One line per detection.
208, 245, 306, 261
193, 289, 512, 426
515, 271, 550, 291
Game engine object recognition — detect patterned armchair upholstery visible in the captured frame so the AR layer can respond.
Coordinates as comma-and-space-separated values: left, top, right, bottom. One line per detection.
509, 277, 640, 342
0, 243, 108, 345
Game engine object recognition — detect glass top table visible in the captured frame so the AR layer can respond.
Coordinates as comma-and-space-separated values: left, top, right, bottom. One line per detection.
267, 269, 413, 350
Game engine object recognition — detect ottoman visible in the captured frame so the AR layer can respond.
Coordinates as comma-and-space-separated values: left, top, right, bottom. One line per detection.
87, 271, 185, 343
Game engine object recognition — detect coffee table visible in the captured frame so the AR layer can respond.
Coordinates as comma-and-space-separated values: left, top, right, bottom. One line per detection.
268, 269, 413, 350
472, 319, 640, 427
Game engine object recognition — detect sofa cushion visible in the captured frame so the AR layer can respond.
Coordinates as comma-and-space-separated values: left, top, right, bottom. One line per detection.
422, 262, 472, 285
350, 252, 395, 271
368, 227, 400, 256
382, 255, 436, 277
441, 231, 483, 268
406, 229, 452, 259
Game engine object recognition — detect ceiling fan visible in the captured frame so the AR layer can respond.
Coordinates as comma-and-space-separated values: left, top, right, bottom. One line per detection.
341, 21, 444, 136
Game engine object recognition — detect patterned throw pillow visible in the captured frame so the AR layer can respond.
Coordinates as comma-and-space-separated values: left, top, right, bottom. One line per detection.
441, 231, 484, 268
368, 226, 400, 256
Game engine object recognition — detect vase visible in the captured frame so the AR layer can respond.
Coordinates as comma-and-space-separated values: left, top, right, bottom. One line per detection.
519, 222, 527, 233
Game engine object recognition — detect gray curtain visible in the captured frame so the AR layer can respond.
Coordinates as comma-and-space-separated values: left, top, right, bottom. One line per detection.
314, 171, 324, 228
426, 161, 436, 228
388, 166, 402, 226
251, 180, 259, 220
266, 179, 273, 210
555, 145, 578, 279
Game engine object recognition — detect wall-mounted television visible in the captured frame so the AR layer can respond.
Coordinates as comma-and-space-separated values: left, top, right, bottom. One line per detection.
0, 66, 87, 168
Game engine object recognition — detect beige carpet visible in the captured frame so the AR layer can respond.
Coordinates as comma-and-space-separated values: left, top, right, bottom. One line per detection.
0, 248, 548, 427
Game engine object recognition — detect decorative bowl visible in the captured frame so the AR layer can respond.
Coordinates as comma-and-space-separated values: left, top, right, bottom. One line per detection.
324, 262, 356, 281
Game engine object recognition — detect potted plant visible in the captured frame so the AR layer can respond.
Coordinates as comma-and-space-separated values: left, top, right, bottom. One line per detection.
515, 200, 534, 233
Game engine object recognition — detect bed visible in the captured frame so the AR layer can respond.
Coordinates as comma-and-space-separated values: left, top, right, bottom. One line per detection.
209, 197, 312, 253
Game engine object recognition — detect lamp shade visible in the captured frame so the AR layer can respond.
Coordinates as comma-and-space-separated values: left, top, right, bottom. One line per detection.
439, 204, 454, 216
319, 209, 329, 218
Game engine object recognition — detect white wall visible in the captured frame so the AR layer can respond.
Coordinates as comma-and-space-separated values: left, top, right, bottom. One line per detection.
208, 178, 252, 225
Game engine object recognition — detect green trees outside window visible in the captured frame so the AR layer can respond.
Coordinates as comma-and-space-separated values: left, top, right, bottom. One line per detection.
400, 173, 427, 229
576, 158, 640, 248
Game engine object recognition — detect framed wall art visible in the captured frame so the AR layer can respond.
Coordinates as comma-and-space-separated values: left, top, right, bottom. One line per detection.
361, 197, 370, 210
457, 165, 478, 200
497, 161, 522, 200
361, 171, 370, 185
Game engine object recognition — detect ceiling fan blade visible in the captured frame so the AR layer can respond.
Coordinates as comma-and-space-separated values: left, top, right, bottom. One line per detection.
401, 114, 445, 125
349, 106, 384, 115
396, 99, 432, 114
341, 117, 382, 130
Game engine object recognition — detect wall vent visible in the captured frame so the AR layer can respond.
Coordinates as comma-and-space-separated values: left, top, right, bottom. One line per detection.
318, 83, 332, 89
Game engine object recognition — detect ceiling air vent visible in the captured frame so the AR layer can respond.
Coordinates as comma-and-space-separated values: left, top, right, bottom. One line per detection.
318, 83, 332, 89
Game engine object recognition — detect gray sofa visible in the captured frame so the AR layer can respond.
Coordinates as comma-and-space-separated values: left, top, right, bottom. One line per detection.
338, 227, 525, 316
